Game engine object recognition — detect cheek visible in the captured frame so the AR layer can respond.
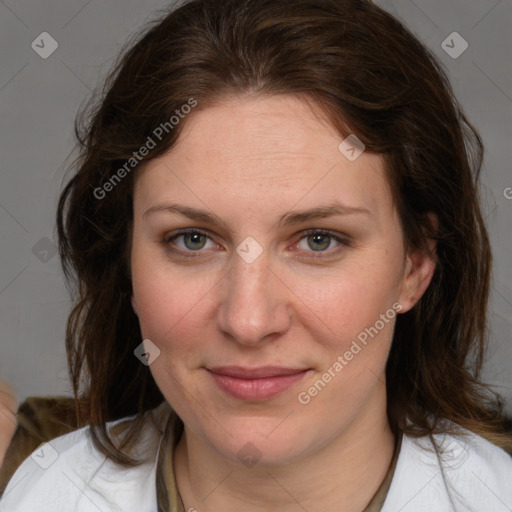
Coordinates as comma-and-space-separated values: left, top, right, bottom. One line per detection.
296, 271, 399, 414
133, 274, 204, 343
132, 269, 211, 406
130, 250, 220, 362
131, 230, 195, 329
296, 260, 401, 350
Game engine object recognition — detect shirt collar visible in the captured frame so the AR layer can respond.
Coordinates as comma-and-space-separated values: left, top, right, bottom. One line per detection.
154, 405, 402, 512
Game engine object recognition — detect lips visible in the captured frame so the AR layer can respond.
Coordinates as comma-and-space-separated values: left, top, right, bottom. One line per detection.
206, 366, 309, 401
208, 366, 307, 378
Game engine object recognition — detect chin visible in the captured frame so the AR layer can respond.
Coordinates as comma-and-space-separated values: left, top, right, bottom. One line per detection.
199, 414, 312, 467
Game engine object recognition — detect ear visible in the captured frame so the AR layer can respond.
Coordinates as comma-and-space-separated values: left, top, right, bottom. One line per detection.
397, 214, 437, 314
131, 294, 139, 317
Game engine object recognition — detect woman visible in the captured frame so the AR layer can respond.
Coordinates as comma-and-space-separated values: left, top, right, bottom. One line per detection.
1, 0, 511, 510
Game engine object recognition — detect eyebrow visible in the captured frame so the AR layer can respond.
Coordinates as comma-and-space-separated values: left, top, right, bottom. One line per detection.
143, 202, 370, 227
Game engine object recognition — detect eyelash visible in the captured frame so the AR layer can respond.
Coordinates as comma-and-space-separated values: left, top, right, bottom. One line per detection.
161, 228, 351, 258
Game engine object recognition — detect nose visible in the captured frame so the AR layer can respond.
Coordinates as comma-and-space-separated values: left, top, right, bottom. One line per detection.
216, 250, 291, 346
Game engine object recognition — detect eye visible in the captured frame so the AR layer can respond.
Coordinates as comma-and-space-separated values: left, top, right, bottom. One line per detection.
163, 229, 218, 254
295, 229, 350, 255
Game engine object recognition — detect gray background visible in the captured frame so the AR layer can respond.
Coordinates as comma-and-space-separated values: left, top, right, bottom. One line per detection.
1, 0, 511, 413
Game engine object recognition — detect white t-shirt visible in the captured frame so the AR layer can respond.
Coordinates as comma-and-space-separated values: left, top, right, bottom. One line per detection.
0, 406, 511, 512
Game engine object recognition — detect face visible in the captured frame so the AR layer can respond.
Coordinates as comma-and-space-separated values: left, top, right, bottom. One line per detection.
130, 94, 434, 466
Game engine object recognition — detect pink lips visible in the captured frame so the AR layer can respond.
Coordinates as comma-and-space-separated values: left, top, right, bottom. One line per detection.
207, 366, 308, 401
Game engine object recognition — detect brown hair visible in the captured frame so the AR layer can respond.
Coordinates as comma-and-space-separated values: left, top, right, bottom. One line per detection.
57, 0, 511, 465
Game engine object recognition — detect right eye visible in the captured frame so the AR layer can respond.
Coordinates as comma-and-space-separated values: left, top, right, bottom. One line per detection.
162, 229, 220, 256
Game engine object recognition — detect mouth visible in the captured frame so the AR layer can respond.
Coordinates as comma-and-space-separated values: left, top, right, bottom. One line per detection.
206, 366, 310, 401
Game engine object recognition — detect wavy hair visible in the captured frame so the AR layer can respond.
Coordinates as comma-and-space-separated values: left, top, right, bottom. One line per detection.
57, 0, 511, 464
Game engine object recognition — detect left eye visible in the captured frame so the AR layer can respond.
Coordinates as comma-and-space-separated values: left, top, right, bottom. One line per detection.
296, 230, 347, 253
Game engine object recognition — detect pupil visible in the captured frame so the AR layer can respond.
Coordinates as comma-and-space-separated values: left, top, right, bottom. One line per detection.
185, 233, 205, 250
309, 234, 330, 251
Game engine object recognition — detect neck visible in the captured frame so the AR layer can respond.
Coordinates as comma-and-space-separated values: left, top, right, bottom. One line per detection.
174, 382, 395, 512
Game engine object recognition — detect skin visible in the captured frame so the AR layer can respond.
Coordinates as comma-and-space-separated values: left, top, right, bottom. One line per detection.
130, 94, 436, 512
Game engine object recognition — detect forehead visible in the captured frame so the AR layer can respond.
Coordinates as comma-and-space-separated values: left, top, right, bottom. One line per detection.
134, 94, 393, 224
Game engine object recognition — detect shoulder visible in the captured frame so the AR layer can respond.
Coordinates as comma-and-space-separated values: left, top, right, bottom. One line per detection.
383, 426, 512, 512
0, 395, 83, 493
0, 403, 171, 512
